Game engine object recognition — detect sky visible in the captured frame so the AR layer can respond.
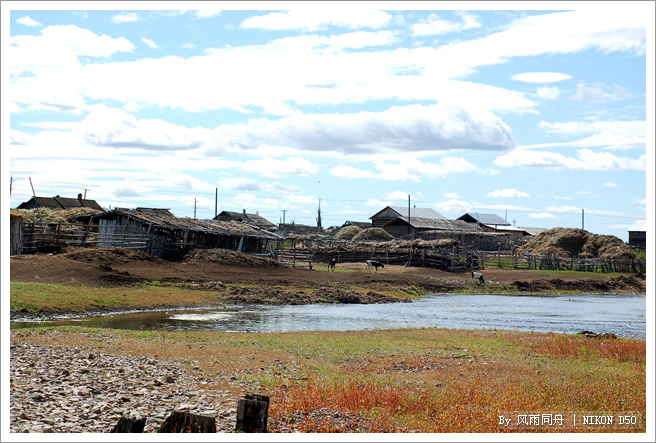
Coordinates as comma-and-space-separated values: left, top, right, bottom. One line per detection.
3, 1, 653, 242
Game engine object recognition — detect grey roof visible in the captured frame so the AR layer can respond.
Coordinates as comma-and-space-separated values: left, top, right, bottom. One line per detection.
458, 213, 510, 226
517, 227, 549, 236
383, 217, 482, 232
341, 221, 372, 229
213, 211, 277, 230
17, 195, 104, 211
372, 206, 446, 220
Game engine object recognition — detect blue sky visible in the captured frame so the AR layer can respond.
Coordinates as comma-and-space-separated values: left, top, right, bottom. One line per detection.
3, 2, 653, 242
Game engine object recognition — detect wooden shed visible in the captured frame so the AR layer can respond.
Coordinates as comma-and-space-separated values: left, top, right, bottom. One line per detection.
381, 217, 480, 238
88, 208, 281, 260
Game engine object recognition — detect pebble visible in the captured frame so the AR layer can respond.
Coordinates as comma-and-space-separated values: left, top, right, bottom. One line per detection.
9, 342, 239, 433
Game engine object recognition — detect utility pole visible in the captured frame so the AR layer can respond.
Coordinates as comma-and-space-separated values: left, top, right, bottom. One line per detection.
194, 198, 197, 219
505, 209, 507, 221
512, 219, 516, 227
281, 209, 287, 225
215, 188, 218, 218
582, 209, 584, 230
317, 199, 322, 232
83, 188, 90, 199
10, 177, 14, 197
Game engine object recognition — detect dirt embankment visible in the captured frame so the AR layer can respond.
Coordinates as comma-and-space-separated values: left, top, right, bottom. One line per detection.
10, 246, 646, 312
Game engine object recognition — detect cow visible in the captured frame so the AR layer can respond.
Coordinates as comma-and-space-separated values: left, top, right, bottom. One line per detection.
471, 271, 485, 284
365, 260, 384, 273
328, 258, 336, 272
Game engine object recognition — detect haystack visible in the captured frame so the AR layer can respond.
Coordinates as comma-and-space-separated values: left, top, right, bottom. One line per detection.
334, 226, 363, 240
352, 228, 394, 242
16, 207, 102, 224
517, 227, 635, 259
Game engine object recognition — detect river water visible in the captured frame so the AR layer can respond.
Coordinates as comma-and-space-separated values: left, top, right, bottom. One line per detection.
11, 294, 647, 339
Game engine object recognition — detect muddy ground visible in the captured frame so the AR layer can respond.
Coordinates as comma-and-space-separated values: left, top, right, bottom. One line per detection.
10, 246, 645, 302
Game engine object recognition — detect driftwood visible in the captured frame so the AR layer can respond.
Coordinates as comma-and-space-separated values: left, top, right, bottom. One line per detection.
235, 394, 270, 433
158, 411, 216, 433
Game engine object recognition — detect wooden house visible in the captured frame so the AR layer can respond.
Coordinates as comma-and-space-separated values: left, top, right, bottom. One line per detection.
628, 220, 646, 249
17, 194, 104, 211
340, 221, 372, 229
370, 206, 445, 228
213, 210, 278, 232
381, 217, 480, 238
457, 212, 510, 229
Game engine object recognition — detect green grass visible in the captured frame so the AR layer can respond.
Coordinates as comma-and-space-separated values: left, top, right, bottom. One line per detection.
9, 281, 226, 315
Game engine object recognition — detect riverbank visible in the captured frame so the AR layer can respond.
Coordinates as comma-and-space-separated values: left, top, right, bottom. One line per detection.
9, 326, 646, 433
9, 247, 646, 322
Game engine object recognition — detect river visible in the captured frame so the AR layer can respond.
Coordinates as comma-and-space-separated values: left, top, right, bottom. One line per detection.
11, 294, 647, 339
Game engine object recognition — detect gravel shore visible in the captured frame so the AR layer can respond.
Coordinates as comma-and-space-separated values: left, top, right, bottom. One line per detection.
9, 339, 241, 433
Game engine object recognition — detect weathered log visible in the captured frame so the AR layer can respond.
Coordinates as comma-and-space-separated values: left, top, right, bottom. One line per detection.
110, 416, 146, 433
235, 394, 270, 433
158, 411, 216, 433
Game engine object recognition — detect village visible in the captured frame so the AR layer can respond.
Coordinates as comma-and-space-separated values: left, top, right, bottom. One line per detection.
9, 192, 646, 275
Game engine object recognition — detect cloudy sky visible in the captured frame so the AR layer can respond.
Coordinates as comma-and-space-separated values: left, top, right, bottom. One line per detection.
3, 2, 653, 241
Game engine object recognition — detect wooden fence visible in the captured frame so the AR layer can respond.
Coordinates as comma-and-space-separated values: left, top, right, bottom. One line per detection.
481, 251, 646, 274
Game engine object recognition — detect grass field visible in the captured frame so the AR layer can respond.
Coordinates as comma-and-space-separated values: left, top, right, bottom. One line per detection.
11, 326, 646, 433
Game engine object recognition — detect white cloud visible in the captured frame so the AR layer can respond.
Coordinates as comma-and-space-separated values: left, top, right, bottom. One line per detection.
603, 181, 618, 188
485, 188, 530, 198
330, 165, 374, 179
536, 86, 562, 100
17, 16, 42, 27
529, 212, 556, 219
537, 120, 645, 151
494, 148, 646, 171
512, 72, 572, 83
444, 192, 460, 199
141, 37, 160, 49
112, 13, 138, 24
434, 199, 472, 213
8, 25, 134, 77
572, 83, 632, 102
384, 191, 411, 201
366, 199, 392, 207
241, 10, 392, 31
195, 9, 222, 19
218, 178, 262, 191
373, 157, 480, 182
412, 12, 482, 36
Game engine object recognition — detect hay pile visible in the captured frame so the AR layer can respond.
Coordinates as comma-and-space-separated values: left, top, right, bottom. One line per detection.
352, 228, 394, 242
16, 208, 102, 224
182, 248, 282, 267
334, 226, 362, 240
517, 227, 635, 259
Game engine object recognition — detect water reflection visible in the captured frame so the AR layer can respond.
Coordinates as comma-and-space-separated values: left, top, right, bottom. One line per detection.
11, 294, 646, 339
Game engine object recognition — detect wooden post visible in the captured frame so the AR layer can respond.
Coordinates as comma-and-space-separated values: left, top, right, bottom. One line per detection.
81, 217, 93, 247
236, 394, 269, 433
